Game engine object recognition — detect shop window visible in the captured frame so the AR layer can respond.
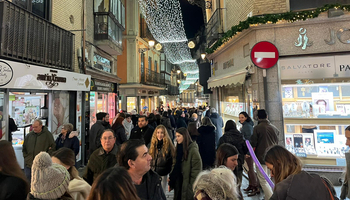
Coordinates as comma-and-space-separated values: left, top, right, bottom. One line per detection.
51, 91, 69, 136
93, 53, 112, 73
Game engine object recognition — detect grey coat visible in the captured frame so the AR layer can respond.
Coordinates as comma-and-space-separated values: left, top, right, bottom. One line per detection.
271, 171, 333, 200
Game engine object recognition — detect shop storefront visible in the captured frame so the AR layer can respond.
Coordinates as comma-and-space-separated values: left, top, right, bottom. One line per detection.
119, 84, 163, 113
0, 59, 90, 168
206, 10, 350, 168
90, 78, 117, 127
207, 55, 253, 126
280, 55, 350, 165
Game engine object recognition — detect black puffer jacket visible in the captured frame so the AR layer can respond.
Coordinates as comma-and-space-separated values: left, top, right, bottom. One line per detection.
151, 140, 173, 176
218, 129, 248, 171
197, 125, 216, 169
0, 173, 28, 200
160, 117, 173, 139
112, 124, 127, 145
135, 170, 167, 200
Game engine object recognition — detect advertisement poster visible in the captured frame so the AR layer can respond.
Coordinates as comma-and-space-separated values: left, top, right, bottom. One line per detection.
76, 92, 82, 162
285, 134, 294, 153
51, 91, 69, 137
293, 134, 303, 148
311, 92, 334, 115
303, 133, 316, 154
314, 130, 338, 156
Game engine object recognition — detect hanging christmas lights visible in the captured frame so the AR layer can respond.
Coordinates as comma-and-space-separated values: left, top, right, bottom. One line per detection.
138, 0, 199, 91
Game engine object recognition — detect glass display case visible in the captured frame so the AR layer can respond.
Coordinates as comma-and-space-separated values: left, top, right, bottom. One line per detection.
281, 80, 350, 165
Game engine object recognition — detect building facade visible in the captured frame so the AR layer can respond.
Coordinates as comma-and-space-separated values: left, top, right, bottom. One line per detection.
205, 0, 350, 169
0, 0, 91, 166
118, 0, 178, 113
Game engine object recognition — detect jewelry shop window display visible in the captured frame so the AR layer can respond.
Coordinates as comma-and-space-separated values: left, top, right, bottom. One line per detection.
280, 55, 350, 165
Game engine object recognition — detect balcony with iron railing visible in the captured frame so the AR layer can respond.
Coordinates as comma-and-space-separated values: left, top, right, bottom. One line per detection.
160, 84, 179, 96
141, 68, 165, 87
206, 8, 225, 48
0, 1, 74, 71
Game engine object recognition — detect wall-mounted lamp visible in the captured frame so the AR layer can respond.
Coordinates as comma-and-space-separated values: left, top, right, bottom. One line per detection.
177, 70, 181, 74
201, 53, 206, 60
205, 0, 212, 9
177, 79, 181, 84
138, 40, 159, 53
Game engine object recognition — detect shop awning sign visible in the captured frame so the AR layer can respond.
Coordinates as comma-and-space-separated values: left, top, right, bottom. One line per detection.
250, 41, 279, 69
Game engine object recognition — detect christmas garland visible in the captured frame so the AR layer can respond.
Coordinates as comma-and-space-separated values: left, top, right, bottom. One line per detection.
206, 4, 350, 54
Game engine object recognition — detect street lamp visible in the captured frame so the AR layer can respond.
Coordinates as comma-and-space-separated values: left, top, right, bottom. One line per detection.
201, 53, 206, 60
148, 40, 155, 48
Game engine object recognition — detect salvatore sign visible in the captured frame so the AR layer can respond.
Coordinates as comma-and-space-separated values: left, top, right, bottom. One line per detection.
279, 55, 350, 80
0, 59, 91, 91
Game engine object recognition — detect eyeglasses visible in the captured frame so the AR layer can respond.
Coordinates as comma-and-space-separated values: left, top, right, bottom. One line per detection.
101, 137, 115, 141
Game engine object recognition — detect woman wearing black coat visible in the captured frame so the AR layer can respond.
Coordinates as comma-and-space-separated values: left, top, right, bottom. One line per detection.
218, 120, 249, 199
55, 123, 80, 156
176, 111, 187, 129
111, 117, 127, 145
197, 117, 216, 170
160, 112, 174, 141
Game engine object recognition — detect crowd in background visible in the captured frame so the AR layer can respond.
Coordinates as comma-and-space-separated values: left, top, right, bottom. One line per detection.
0, 105, 342, 200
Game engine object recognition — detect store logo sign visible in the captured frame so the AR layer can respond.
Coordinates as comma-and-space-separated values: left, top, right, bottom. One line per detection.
325, 28, 350, 45
0, 61, 13, 86
340, 64, 350, 71
37, 70, 66, 88
295, 28, 313, 50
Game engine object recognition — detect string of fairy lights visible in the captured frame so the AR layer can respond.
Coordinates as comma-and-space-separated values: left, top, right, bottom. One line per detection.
138, 0, 199, 92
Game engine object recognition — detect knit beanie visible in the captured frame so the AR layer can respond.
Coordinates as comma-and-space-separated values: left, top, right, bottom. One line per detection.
31, 152, 70, 199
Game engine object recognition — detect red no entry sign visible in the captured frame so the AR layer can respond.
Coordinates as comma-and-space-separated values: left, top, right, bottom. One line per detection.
250, 41, 279, 69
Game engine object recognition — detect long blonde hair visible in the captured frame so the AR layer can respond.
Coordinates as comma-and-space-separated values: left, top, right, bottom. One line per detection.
149, 125, 175, 159
264, 145, 302, 186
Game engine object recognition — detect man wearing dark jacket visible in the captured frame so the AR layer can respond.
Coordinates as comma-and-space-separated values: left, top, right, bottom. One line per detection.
209, 108, 224, 148
89, 112, 110, 156
84, 129, 118, 185
130, 116, 155, 146
250, 109, 279, 200
22, 119, 55, 182
117, 139, 166, 200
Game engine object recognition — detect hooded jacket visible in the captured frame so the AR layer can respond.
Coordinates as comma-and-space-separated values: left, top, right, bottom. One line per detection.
123, 119, 134, 140
197, 125, 216, 169
271, 171, 333, 200
22, 126, 56, 168
170, 142, 202, 200
250, 119, 279, 164
55, 131, 80, 156
209, 113, 224, 145
240, 120, 254, 141
112, 124, 127, 145
218, 129, 248, 171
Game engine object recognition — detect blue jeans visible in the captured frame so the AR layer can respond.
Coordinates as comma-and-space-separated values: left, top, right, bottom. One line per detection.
24, 166, 31, 183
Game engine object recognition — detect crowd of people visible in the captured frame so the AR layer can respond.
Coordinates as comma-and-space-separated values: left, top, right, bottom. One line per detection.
0, 106, 343, 200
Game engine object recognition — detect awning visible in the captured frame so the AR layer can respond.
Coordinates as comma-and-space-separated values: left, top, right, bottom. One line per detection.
207, 66, 247, 89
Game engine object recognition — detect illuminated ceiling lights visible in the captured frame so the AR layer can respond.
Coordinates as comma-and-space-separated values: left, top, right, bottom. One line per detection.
138, 0, 187, 43
138, 0, 199, 89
